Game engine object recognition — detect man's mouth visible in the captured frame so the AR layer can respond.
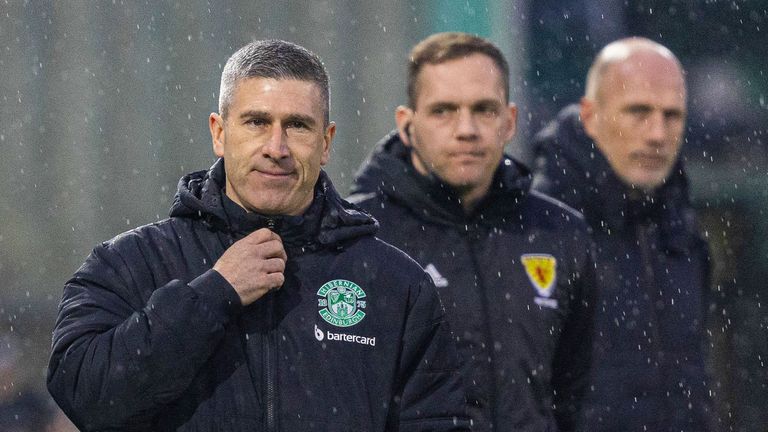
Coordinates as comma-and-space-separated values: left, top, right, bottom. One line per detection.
631, 153, 668, 168
253, 168, 294, 179
451, 151, 485, 161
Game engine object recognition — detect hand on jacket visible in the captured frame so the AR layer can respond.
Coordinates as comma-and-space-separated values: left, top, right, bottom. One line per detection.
213, 228, 287, 305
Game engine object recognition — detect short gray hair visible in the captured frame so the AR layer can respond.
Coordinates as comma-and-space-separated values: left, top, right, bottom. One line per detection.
218, 40, 330, 124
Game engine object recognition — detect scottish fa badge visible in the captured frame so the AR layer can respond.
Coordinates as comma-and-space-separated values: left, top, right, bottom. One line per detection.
317, 279, 367, 327
520, 254, 557, 298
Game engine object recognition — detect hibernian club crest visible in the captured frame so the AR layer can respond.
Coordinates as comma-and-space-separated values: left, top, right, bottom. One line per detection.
317, 279, 367, 327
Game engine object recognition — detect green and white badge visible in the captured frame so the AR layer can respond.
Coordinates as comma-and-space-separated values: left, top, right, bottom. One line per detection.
317, 279, 367, 327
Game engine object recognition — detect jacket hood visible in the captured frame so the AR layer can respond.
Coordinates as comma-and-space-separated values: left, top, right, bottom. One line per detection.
170, 158, 377, 249
532, 104, 699, 253
350, 130, 531, 226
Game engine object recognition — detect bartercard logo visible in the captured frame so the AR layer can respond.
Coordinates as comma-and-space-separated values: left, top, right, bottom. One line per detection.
313, 324, 375, 347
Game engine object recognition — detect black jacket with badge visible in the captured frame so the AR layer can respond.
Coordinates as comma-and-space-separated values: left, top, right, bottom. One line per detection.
47, 159, 471, 432
348, 131, 596, 432
528, 104, 714, 431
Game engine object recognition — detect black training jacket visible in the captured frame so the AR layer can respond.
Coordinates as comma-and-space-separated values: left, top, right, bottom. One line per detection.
48, 159, 471, 432
348, 132, 596, 432
528, 105, 715, 431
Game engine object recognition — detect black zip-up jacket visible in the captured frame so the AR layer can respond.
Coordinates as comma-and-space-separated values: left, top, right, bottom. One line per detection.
47, 159, 471, 431
528, 105, 714, 431
348, 132, 596, 432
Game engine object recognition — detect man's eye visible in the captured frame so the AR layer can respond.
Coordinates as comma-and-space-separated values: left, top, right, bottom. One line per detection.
474, 105, 498, 117
431, 107, 456, 116
627, 106, 651, 117
286, 121, 308, 129
247, 118, 268, 127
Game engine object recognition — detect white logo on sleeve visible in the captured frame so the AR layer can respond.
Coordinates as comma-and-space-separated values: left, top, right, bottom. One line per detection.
424, 264, 449, 287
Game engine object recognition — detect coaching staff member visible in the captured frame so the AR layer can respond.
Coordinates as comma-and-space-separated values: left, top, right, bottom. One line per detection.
47, 39, 471, 431
528, 38, 715, 431
349, 33, 595, 431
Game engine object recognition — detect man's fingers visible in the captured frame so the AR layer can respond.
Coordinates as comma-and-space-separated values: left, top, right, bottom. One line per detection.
258, 239, 288, 260
264, 272, 285, 290
247, 228, 283, 244
241, 229, 287, 260
262, 257, 286, 274
215, 228, 288, 302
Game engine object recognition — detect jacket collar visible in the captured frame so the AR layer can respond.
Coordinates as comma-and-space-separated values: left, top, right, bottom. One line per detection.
533, 104, 699, 254
171, 158, 377, 250
351, 130, 530, 226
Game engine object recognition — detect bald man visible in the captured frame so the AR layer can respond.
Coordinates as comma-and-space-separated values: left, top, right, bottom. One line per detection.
527, 38, 716, 431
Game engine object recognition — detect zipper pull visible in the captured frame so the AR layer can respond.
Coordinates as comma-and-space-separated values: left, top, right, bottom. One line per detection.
267, 218, 276, 231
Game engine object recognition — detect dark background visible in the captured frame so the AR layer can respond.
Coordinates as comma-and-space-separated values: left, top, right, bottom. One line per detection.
1, 1, 765, 430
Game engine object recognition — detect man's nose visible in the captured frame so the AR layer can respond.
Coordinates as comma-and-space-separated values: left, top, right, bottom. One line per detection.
263, 125, 290, 159
454, 109, 479, 140
646, 112, 667, 145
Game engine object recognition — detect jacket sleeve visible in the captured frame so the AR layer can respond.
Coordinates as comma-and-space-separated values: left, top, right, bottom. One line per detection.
551, 237, 597, 431
389, 273, 473, 431
47, 239, 242, 431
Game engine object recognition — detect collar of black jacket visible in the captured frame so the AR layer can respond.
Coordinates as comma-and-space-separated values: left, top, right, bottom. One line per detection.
171, 158, 378, 251
350, 130, 530, 226
219, 182, 326, 248
532, 104, 700, 254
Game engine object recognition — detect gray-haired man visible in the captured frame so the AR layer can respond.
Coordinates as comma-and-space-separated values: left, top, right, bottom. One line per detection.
48, 39, 471, 431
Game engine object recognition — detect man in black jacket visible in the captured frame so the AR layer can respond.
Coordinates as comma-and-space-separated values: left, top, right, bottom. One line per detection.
527, 38, 715, 431
47, 39, 471, 431
349, 32, 595, 432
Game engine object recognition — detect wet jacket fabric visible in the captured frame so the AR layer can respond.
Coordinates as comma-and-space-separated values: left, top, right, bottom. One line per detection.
348, 132, 596, 432
47, 159, 471, 432
528, 105, 714, 431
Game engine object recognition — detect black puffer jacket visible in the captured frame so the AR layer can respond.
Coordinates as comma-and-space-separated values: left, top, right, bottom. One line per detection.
349, 132, 596, 432
528, 105, 715, 431
47, 159, 471, 431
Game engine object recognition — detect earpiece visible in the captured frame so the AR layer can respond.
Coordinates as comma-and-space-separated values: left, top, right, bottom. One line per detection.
403, 122, 412, 144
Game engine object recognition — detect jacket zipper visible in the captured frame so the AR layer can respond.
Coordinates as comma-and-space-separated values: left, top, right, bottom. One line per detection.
462, 225, 499, 428
636, 222, 667, 425
265, 217, 278, 431
265, 295, 277, 431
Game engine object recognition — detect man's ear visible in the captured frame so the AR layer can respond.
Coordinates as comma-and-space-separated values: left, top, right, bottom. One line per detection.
320, 122, 336, 166
579, 97, 597, 139
209, 113, 225, 157
395, 105, 415, 146
503, 103, 518, 142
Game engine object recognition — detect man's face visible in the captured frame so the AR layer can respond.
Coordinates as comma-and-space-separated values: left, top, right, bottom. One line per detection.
396, 54, 517, 205
581, 52, 687, 191
209, 78, 334, 216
